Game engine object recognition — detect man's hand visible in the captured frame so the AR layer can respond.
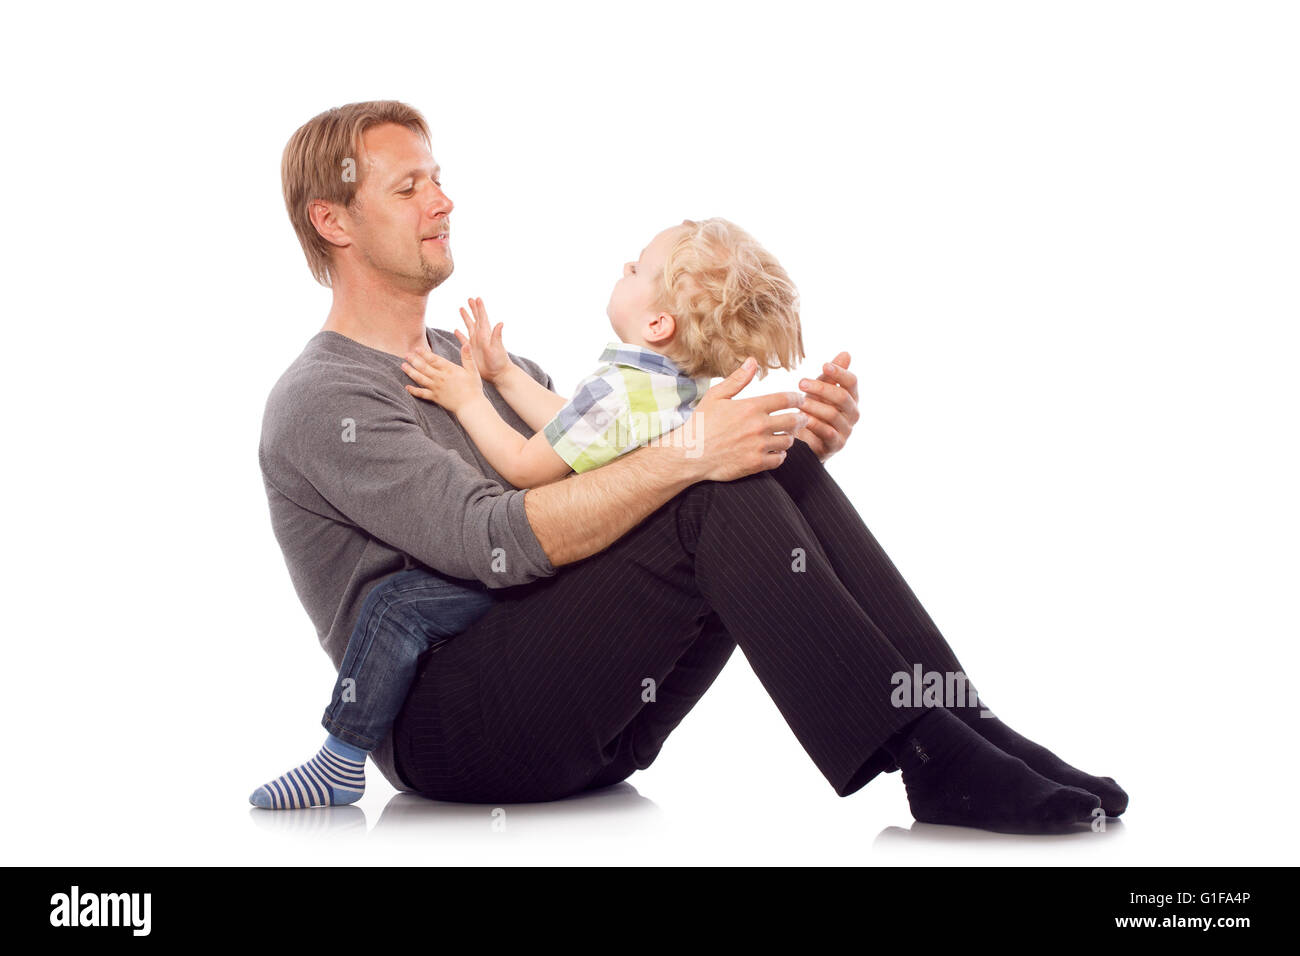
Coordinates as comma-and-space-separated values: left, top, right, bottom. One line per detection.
794, 351, 859, 463
402, 342, 486, 415
651, 356, 807, 482
452, 297, 515, 384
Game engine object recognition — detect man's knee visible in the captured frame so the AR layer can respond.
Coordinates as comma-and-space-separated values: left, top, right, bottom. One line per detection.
674, 470, 792, 555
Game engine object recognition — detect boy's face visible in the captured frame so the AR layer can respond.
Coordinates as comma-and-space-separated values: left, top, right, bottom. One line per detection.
606, 225, 684, 345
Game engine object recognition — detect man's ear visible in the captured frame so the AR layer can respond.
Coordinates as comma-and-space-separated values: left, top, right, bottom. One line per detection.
643, 311, 677, 345
308, 199, 353, 250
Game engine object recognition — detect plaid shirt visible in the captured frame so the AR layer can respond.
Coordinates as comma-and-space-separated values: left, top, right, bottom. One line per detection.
542, 341, 713, 474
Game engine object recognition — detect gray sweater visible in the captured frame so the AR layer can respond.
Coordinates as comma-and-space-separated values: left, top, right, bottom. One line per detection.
259, 328, 559, 790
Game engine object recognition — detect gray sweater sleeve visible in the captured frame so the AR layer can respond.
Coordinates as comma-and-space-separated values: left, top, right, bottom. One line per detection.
261, 368, 557, 589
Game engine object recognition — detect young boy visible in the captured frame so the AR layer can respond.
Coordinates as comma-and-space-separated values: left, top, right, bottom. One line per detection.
250, 218, 806, 809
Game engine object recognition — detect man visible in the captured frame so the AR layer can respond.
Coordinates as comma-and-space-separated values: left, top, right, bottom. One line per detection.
259, 100, 1127, 833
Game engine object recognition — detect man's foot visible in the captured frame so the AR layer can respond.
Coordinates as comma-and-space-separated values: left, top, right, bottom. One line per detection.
949, 704, 1128, 816
885, 707, 1101, 834
250, 736, 367, 810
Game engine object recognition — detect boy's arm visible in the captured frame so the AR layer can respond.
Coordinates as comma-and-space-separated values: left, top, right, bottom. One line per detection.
457, 396, 575, 488
493, 362, 569, 433
454, 297, 567, 433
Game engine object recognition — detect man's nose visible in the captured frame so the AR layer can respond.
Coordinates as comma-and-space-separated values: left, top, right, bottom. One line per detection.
426, 184, 453, 217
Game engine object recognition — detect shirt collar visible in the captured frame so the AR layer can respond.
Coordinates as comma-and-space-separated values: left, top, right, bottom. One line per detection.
599, 341, 690, 379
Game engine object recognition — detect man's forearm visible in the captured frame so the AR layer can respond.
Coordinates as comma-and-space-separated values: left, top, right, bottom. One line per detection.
523, 441, 699, 567
495, 364, 569, 433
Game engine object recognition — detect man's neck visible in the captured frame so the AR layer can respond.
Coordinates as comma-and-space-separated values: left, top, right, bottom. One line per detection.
321, 275, 431, 358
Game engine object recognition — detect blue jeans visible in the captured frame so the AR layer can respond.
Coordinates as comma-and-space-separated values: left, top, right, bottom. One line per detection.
321, 567, 498, 751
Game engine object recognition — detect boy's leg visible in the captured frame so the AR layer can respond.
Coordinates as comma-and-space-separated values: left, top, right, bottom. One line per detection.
768, 439, 1128, 814
251, 568, 497, 810
392, 464, 1101, 832
322, 567, 497, 751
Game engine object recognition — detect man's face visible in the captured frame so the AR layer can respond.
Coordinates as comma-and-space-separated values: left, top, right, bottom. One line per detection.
606, 225, 684, 342
341, 123, 454, 294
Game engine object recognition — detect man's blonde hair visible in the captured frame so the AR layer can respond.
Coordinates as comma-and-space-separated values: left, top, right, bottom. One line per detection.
281, 100, 432, 287
654, 218, 804, 380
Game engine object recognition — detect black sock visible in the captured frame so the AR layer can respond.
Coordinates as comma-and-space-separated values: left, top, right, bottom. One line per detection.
947, 702, 1129, 816
883, 707, 1101, 834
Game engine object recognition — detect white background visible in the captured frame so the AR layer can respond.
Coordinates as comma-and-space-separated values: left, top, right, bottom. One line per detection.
1, 0, 1296, 865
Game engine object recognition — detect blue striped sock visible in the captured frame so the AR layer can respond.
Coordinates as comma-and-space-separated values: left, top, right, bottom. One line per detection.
250, 735, 367, 810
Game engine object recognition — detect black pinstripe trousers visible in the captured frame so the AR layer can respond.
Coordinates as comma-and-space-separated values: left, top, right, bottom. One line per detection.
391, 438, 974, 802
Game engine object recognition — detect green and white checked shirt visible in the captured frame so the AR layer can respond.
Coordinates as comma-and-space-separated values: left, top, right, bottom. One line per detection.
542, 341, 713, 474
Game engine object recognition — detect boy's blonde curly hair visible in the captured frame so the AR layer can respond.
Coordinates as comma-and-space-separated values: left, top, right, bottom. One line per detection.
654, 218, 804, 381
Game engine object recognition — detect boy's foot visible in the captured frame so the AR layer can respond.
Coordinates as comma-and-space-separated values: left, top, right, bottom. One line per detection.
250, 736, 367, 810
949, 703, 1128, 816
886, 707, 1101, 834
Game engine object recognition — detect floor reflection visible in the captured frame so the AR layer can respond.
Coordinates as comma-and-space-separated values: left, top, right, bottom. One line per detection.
246, 784, 1124, 853
370, 781, 662, 837
874, 816, 1126, 847
247, 781, 661, 840
247, 803, 368, 838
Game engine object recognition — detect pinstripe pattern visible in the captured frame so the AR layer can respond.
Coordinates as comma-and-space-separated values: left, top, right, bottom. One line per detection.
392, 439, 969, 802
253, 746, 366, 810
767, 441, 970, 680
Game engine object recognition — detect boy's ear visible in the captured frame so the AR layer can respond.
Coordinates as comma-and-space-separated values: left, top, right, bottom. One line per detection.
643, 311, 677, 344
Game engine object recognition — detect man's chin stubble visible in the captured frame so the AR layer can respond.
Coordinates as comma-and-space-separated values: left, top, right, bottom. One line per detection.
418, 252, 453, 292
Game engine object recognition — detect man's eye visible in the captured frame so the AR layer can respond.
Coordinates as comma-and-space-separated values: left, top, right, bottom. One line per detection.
399, 186, 415, 195
630, 264, 637, 274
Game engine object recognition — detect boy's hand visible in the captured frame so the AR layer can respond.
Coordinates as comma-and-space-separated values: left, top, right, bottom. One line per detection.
403, 342, 486, 415
453, 297, 514, 384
